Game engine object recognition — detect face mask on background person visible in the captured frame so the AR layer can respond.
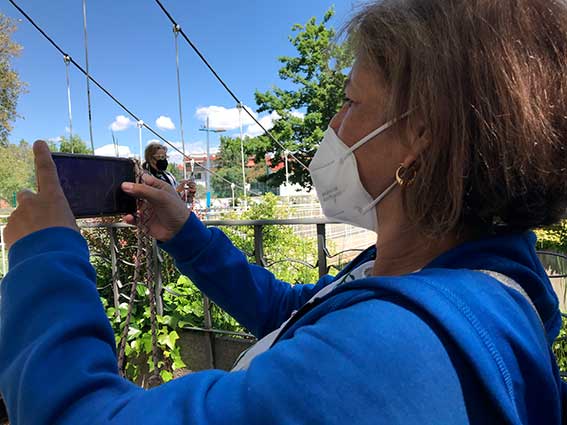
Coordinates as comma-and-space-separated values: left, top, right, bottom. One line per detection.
309, 112, 410, 231
156, 159, 168, 171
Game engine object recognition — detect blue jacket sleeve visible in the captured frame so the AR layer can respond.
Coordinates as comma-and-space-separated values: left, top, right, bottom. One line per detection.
0, 227, 471, 425
159, 214, 335, 338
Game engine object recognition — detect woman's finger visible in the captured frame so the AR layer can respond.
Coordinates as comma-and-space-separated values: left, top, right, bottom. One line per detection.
121, 182, 166, 203
16, 189, 35, 204
33, 140, 63, 195
122, 214, 136, 225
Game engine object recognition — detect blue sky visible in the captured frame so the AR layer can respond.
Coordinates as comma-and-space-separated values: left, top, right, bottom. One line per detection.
2, 0, 357, 161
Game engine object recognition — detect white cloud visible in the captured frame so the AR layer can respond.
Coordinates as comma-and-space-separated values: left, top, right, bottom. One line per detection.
95, 144, 134, 158
109, 115, 135, 132
168, 141, 220, 164
65, 126, 71, 134
195, 105, 257, 130
245, 111, 281, 137
156, 115, 176, 131
290, 110, 305, 119
166, 141, 184, 164
48, 136, 62, 143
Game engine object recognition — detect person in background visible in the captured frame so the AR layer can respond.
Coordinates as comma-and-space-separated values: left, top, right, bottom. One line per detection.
143, 142, 194, 200
1, 0, 567, 424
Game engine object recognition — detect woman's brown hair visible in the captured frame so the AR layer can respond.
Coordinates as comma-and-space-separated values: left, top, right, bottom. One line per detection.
144, 142, 167, 168
346, 0, 567, 237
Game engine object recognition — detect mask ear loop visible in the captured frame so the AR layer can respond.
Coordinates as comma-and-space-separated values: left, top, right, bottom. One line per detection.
361, 179, 399, 215
345, 110, 413, 157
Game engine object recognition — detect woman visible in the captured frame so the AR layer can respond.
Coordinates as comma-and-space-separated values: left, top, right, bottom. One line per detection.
1, 0, 567, 424
143, 142, 194, 200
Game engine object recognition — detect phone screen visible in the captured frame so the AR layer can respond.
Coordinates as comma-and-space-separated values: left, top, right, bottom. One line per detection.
52, 153, 137, 218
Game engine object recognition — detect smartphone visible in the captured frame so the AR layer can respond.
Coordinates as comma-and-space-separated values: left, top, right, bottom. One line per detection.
52, 153, 137, 218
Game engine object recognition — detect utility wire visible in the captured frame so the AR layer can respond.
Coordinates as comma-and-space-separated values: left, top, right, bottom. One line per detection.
8, 0, 258, 195
153, 0, 310, 171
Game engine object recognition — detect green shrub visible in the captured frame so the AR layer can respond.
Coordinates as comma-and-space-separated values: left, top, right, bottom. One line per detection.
86, 195, 321, 383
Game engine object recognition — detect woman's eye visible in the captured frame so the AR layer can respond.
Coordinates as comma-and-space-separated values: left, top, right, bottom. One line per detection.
344, 97, 354, 106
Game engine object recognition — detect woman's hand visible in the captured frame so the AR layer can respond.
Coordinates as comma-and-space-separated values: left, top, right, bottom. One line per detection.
2, 140, 78, 250
175, 180, 197, 203
122, 174, 190, 242
176, 180, 197, 193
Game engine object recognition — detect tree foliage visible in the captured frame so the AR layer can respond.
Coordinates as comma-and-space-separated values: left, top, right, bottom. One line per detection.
252, 8, 352, 188
0, 14, 25, 146
0, 139, 34, 202
211, 135, 276, 197
0, 135, 92, 203
48, 134, 92, 154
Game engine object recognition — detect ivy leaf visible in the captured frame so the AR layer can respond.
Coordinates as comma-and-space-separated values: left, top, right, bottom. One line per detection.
160, 370, 173, 382
127, 327, 142, 341
158, 330, 180, 350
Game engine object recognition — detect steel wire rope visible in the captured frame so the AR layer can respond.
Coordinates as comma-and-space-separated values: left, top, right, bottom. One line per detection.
8, 0, 258, 195
153, 0, 310, 172
82, 0, 95, 153
64, 55, 74, 152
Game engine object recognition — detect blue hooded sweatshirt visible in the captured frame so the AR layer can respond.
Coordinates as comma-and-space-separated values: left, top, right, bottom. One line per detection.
0, 213, 563, 424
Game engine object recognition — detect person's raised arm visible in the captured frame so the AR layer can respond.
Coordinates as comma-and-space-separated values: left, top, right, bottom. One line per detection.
120, 176, 331, 337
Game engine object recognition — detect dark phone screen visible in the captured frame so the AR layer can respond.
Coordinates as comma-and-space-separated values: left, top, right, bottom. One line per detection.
52, 153, 136, 218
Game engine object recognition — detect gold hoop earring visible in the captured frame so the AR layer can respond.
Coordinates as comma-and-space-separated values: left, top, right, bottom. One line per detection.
396, 164, 416, 186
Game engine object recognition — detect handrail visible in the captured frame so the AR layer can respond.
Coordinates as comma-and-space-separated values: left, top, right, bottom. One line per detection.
79, 217, 341, 229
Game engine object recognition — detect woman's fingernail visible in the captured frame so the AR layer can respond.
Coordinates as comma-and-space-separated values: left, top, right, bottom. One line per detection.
122, 182, 134, 191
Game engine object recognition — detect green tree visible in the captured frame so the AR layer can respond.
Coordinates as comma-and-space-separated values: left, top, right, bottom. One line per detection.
167, 163, 183, 182
211, 135, 276, 197
49, 134, 93, 154
252, 8, 352, 188
0, 139, 34, 202
0, 14, 25, 146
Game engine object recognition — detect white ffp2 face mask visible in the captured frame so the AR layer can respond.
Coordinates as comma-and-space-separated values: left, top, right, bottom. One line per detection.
309, 114, 408, 231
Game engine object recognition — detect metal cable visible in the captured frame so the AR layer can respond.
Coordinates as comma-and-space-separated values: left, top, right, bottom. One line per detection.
82, 0, 95, 153
64, 55, 73, 152
153, 0, 309, 171
8, 0, 258, 195
173, 26, 187, 180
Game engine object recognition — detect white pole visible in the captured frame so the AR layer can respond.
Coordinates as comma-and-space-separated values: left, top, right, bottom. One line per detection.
137, 120, 144, 161
231, 183, 235, 208
206, 116, 211, 209
238, 103, 247, 207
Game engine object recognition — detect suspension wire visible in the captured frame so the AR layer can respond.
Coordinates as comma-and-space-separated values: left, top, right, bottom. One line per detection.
64, 55, 74, 153
173, 25, 187, 180
8, 0, 259, 195
111, 130, 119, 157
82, 0, 95, 153
153, 0, 309, 171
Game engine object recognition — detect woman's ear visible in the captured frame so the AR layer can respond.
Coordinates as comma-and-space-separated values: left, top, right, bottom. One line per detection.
402, 114, 430, 167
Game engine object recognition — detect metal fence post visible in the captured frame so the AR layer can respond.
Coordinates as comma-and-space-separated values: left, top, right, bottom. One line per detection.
202, 295, 215, 369
316, 223, 327, 278
108, 227, 121, 318
152, 240, 164, 316
254, 224, 267, 266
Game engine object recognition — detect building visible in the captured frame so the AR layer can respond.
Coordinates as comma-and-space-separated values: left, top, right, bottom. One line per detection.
181, 149, 220, 187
